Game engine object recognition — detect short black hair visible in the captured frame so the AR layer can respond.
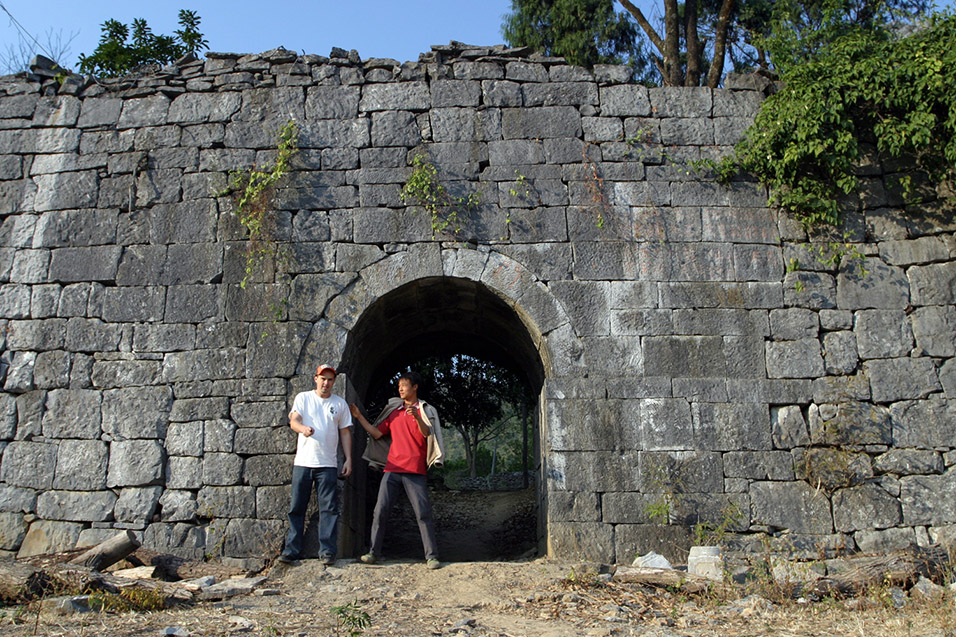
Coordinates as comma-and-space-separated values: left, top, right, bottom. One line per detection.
399, 371, 423, 389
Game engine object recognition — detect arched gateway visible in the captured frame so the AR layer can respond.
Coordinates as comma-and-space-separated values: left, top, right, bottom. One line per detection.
296, 245, 568, 557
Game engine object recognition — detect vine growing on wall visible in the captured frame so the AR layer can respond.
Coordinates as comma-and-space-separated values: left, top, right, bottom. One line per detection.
400, 154, 480, 236
219, 119, 299, 290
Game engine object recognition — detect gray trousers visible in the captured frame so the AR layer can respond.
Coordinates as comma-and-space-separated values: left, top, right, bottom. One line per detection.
369, 472, 438, 560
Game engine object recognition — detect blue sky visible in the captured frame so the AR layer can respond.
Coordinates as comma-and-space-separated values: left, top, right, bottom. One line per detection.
0, 0, 563, 70
2, 1, 951, 72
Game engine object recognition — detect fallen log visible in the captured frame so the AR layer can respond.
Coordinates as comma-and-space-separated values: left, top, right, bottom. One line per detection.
69, 530, 141, 572
135, 549, 246, 581
613, 566, 724, 594
0, 558, 51, 602
808, 545, 949, 597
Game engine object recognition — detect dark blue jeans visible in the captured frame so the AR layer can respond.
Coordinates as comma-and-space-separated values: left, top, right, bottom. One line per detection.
283, 465, 339, 559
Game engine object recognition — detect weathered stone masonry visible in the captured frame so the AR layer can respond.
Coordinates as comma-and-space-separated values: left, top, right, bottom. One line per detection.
1, 43, 955, 564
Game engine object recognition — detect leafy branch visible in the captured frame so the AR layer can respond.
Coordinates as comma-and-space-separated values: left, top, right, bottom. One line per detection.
400, 155, 480, 236
219, 119, 299, 290
718, 11, 956, 229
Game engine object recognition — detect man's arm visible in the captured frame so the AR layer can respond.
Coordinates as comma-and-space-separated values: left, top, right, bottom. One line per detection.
407, 403, 430, 437
349, 404, 383, 440
289, 410, 313, 437
338, 425, 353, 477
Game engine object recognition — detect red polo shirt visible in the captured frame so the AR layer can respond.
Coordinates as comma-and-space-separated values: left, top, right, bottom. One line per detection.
379, 404, 427, 475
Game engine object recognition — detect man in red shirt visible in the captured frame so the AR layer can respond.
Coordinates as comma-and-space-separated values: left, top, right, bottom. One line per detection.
350, 371, 443, 569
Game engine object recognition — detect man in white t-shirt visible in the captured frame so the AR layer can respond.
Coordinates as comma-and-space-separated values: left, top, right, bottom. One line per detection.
278, 364, 353, 566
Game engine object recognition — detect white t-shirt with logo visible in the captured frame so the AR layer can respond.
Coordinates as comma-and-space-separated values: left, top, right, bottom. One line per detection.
291, 391, 352, 468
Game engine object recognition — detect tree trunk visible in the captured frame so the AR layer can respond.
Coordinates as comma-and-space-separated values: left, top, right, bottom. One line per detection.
684, 0, 701, 86
662, 0, 682, 85
807, 545, 949, 597
706, 0, 736, 88
618, 0, 667, 81
69, 530, 141, 572
0, 559, 51, 602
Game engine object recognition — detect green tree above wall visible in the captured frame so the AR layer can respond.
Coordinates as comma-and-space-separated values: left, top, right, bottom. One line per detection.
720, 9, 956, 228
78, 9, 209, 77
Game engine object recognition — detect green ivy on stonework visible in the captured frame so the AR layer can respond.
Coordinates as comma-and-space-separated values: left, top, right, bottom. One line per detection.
219, 119, 298, 291
716, 12, 956, 230
400, 154, 480, 236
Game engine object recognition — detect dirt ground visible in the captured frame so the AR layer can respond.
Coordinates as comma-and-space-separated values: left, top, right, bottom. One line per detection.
4, 556, 955, 636
2, 488, 954, 636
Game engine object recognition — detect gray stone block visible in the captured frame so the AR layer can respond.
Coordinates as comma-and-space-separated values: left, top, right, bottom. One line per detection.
107, 440, 165, 488
750, 481, 833, 534
222, 518, 284, 557
163, 348, 245, 383
832, 483, 901, 532
117, 95, 169, 128
837, 258, 910, 309
501, 106, 581, 139
48, 246, 121, 283
197, 486, 256, 518
203, 419, 236, 453
255, 485, 289, 520
900, 469, 956, 525
874, 449, 944, 476
91, 360, 162, 389
823, 331, 859, 375
360, 81, 430, 111
17, 520, 82, 557
601, 492, 658, 524
113, 486, 162, 522
244, 454, 291, 486
865, 358, 940, 403
101, 386, 172, 440
142, 521, 205, 559
693, 402, 772, 451
203, 453, 243, 486
166, 421, 204, 457
0, 511, 27, 551
430, 80, 481, 107
166, 456, 203, 490
854, 310, 913, 359
41, 389, 101, 439
65, 318, 120, 352
37, 490, 116, 522
234, 427, 295, 455
0, 486, 37, 514
766, 339, 825, 378
599, 85, 650, 116
769, 309, 818, 341
648, 87, 712, 117
890, 398, 956, 448
523, 82, 598, 107
132, 325, 196, 353
52, 439, 108, 491
548, 399, 640, 451
1, 441, 56, 489
639, 398, 692, 451
911, 306, 956, 357
165, 285, 221, 323
770, 405, 810, 449
812, 373, 871, 403
548, 521, 614, 563
723, 451, 794, 480
638, 450, 723, 493
637, 242, 734, 281
158, 490, 198, 522
33, 350, 70, 389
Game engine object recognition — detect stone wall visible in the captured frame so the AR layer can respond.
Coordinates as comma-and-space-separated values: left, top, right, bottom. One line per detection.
1, 43, 955, 565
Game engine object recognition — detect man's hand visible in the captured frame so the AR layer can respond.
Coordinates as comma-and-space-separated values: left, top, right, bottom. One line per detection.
340, 457, 352, 478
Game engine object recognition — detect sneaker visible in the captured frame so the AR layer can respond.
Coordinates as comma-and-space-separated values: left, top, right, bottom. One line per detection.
359, 553, 377, 564
320, 554, 335, 566
426, 558, 441, 570
276, 554, 297, 565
